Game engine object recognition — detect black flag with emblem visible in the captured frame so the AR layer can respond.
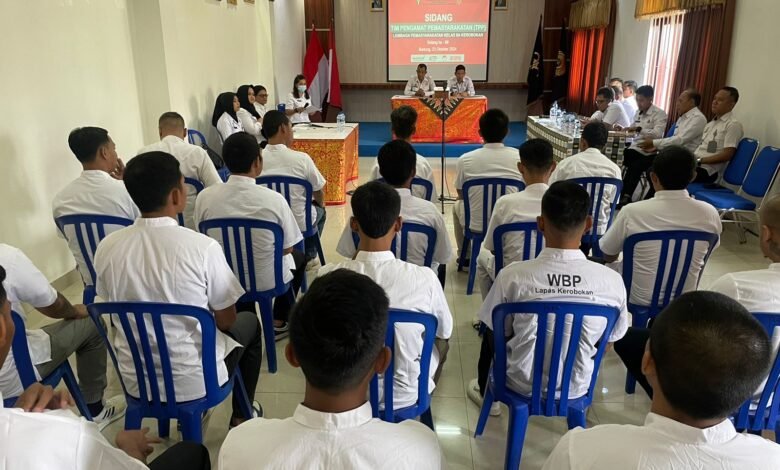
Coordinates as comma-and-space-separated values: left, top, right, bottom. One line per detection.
526, 17, 544, 116
552, 22, 569, 105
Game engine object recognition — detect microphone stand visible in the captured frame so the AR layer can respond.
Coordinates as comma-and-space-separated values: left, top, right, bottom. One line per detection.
438, 86, 458, 214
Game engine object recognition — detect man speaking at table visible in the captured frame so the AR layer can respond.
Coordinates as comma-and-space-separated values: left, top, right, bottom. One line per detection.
404, 64, 436, 97
448, 65, 475, 97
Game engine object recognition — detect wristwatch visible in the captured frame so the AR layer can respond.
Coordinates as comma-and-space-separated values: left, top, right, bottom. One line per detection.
696, 157, 703, 166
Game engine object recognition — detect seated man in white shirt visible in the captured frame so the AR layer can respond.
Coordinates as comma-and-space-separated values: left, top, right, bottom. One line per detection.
195, 132, 305, 338
453, 109, 524, 262
260, 111, 327, 265
319, 182, 453, 409
622, 88, 707, 205
693, 86, 744, 183
338, 140, 451, 285
369, 105, 437, 202
476, 138, 555, 299
469, 182, 628, 416
587, 86, 631, 129
543, 291, 780, 469
53, 127, 141, 286
0, 265, 212, 470
621, 80, 639, 118
95, 152, 263, 427
219, 269, 445, 469
447, 64, 475, 97
404, 63, 436, 97
0, 243, 124, 429
138, 112, 222, 230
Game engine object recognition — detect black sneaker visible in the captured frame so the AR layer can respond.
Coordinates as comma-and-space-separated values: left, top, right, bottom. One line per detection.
274, 322, 290, 341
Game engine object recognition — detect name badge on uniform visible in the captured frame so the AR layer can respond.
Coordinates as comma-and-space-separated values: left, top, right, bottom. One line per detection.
707, 140, 718, 153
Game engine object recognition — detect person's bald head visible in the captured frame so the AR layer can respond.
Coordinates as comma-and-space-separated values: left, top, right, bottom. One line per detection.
759, 195, 780, 261
158, 112, 187, 139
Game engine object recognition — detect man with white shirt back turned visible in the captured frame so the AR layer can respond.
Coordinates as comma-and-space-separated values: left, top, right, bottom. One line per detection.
95, 152, 263, 428
587, 87, 631, 129
404, 63, 436, 97
219, 270, 445, 470
543, 291, 780, 470
447, 64, 475, 97
319, 181, 453, 409
468, 181, 628, 416
621, 88, 706, 206
453, 109, 524, 263
138, 112, 222, 230
693, 86, 744, 183
476, 138, 555, 299
53, 127, 140, 287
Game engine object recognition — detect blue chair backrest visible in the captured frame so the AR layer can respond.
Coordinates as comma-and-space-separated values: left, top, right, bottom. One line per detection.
740, 146, 780, 199
187, 129, 207, 146
350, 222, 436, 267
256, 176, 315, 234
54, 214, 134, 286
199, 218, 288, 299
571, 177, 622, 242
735, 312, 780, 432
178, 177, 205, 226
490, 301, 619, 415
462, 178, 526, 234
722, 138, 760, 188
87, 302, 227, 409
623, 230, 719, 315
492, 222, 543, 275
665, 122, 677, 138
377, 178, 434, 202
370, 309, 438, 421
10, 311, 38, 388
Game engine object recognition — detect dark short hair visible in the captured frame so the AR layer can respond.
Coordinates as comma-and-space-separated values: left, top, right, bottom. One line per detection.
650, 291, 771, 419
611, 86, 623, 99
542, 181, 590, 232
261, 110, 290, 140
581, 122, 608, 148
636, 85, 654, 99
158, 112, 185, 130
390, 106, 418, 140
609, 77, 623, 86
518, 139, 554, 172
651, 146, 695, 190
222, 132, 260, 174
720, 86, 740, 103
596, 87, 614, 101
685, 88, 702, 107
378, 140, 417, 186
455, 64, 466, 72
68, 127, 111, 163
479, 109, 509, 143
0, 265, 6, 306
289, 269, 389, 393
123, 152, 182, 213
417, 63, 427, 71
351, 181, 400, 239
623, 80, 638, 92
252, 84, 267, 96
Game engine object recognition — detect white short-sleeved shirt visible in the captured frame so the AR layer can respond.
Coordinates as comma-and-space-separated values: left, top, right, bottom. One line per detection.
404, 74, 436, 96
549, 147, 623, 235
254, 103, 267, 119
335, 188, 452, 269
138, 135, 223, 230
194, 175, 303, 292
478, 248, 628, 398
0, 403, 147, 470
318, 252, 453, 409
455, 143, 524, 233
654, 106, 708, 154
216, 112, 244, 142
286, 93, 312, 124
0, 244, 58, 397
219, 402, 445, 470
52, 170, 140, 285
369, 153, 438, 203
94, 217, 245, 402
447, 76, 476, 96
694, 111, 744, 176
622, 95, 639, 119
599, 190, 722, 305
590, 102, 631, 128
628, 104, 668, 155
261, 144, 327, 232
542, 412, 780, 470
236, 108, 263, 142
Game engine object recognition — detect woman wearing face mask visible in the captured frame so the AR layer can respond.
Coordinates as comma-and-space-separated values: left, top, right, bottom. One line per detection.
236, 84, 263, 142
286, 74, 313, 124
253, 84, 269, 119
212, 91, 244, 142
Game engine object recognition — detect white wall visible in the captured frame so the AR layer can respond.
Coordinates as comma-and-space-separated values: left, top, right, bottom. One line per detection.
271, 0, 306, 106
610, 0, 650, 83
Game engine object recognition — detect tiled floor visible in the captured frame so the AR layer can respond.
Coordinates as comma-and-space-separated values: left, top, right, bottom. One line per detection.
30, 157, 768, 469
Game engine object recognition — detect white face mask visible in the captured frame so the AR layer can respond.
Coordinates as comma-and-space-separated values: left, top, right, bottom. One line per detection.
297, 85, 307, 94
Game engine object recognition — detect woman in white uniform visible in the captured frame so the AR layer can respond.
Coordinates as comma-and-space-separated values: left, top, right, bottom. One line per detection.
236, 84, 263, 143
212, 91, 244, 142
286, 74, 313, 124
253, 84, 269, 119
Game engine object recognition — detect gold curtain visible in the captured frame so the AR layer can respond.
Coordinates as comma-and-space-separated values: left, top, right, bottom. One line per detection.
635, 0, 725, 19
570, 0, 613, 30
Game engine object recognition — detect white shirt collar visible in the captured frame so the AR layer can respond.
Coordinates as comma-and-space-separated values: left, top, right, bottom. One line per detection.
161, 135, 185, 144
227, 174, 257, 186
395, 187, 413, 198
524, 183, 549, 194
293, 402, 374, 430
681, 107, 701, 119
645, 413, 737, 445
537, 247, 588, 261
483, 143, 506, 149
715, 111, 735, 122
133, 216, 179, 227
655, 189, 691, 200
354, 251, 396, 262
81, 169, 113, 180
264, 143, 288, 151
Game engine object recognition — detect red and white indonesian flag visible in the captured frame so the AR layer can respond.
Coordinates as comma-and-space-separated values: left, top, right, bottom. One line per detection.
303, 27, 328, 111
328, 26, 342, 110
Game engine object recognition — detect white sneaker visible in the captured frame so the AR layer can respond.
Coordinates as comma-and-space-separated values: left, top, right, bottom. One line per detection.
467, 379, 501, 416
93, 395, 127, 431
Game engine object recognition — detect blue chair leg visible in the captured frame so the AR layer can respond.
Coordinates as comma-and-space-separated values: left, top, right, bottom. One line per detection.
300, 271, 308, 293
474, 387, 495, 437
158, 418, 171, 439
625, 372, 637, 394
457, 237, 469, 272
233, 370, 253, 420
179, 411, 202, 443
466, 237, 482, 295
82, 285, 96, 305
369, 377, 380, 418
258, 297, 278, 373
124, 406, 143, 430
505, 404, 529, 470
774, 422, 780, 443
566, 407, 587, 429
420, 407, 435, 431
315, 234, 326, 266
60, 363, 93, 420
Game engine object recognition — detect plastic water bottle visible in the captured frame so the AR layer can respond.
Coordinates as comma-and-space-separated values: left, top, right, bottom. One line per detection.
550, 102, 558, 120
337, 111, 346, 130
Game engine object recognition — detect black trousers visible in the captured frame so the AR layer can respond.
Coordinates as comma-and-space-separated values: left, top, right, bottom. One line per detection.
437, 264, 447, 288
477, 329, 495, 396
694, 167, 719, 183
149, 441, 210, 470
613, 327, 654, 398
236, 249, 306, 323
622, 148, 657, 199
224, 311, 263, 419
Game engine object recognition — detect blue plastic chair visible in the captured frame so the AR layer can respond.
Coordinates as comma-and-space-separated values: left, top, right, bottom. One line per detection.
187, 129, 207, 146
87, 302, 253, 443
622, 230, 719, 393
178, 177, 205, 227
492, 222, 544, 276
474, 301, 620, 469
199, 218, 293, 373
695, 146, 780, 244
369, 309, 438, 430
734, 313, 780, 442
688, 138, 760, 196
351, 222, 437, 268
2, 311, 93, 419
218, 168, 231, 182
457, 178, 526, 295
377, 177, 434, 201
571, 177, 622, 257
54, 214, 134, 304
